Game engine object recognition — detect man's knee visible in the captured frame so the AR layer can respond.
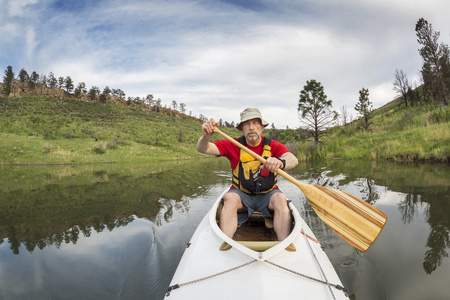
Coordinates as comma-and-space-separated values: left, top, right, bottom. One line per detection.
223, 192, 243, 210
269, 192, 288, 211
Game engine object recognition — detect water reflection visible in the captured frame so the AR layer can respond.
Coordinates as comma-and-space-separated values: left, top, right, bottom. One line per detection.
0, 159, 449, 299
0, 159, 229, 255
422, 196, 450, 274
291, 160, 450, 276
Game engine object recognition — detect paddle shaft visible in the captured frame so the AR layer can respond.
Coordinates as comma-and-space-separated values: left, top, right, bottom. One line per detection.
213, 127, 387, 252
213, 128, 307, 190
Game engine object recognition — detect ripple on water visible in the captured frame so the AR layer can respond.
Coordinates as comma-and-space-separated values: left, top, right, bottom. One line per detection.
340, 258, 358, 268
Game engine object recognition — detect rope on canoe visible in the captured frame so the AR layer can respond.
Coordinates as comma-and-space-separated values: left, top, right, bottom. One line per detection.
166, 257, 348, 298
166, 259, 257, 297
301, 225, 348, 299
264, 260, 348, 298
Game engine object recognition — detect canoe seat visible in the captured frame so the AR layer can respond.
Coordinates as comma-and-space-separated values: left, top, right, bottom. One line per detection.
220, 241, 296, 252
217, 198, 296, 252
238, 241, 296, 252
237, 241, 279, 251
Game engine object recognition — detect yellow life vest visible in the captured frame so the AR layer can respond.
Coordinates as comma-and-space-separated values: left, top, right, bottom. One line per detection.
232, 136, 277, 194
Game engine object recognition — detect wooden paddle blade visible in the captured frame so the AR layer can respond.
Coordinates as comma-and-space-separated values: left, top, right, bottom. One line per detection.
303, 185, 387, 252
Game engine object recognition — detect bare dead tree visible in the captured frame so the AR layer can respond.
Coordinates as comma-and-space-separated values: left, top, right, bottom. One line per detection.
339, 105, 350, 126
393, 69, 411, 107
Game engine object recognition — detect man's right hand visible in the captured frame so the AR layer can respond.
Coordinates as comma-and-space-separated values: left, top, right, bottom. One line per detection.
201, 118, 219, 138
197, 118, 221, 155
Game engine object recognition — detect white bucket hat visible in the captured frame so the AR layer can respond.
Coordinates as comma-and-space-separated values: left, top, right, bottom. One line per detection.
236, 108, 269, 130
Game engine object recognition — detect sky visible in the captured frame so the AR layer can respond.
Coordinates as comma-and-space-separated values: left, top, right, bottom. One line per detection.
1, 0, 449, 128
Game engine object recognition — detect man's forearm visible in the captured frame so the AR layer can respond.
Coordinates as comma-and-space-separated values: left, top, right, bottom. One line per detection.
282, 153, 299, 170
196, 136, 211, 154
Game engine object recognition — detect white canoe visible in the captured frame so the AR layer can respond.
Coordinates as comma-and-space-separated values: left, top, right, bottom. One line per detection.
164, 189, 349, 300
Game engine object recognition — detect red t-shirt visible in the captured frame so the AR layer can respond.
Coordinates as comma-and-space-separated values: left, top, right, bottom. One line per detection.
214, 137, 290, 190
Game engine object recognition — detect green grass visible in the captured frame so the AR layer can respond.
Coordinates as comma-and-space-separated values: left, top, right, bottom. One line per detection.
0, 96, 239, 164
309, 102, 450, 163
0, 132, 181, 164
1, 95, 448, 164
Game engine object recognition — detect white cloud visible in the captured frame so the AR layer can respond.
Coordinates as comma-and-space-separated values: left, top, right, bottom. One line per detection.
3, 0, 39, 17
25, 27, 38, 59
1, 0, 449, 128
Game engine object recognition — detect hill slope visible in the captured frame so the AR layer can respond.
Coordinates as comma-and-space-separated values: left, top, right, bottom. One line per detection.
298, 98, 449, 163
0, 95, 238, 164
1, 94, 448, 165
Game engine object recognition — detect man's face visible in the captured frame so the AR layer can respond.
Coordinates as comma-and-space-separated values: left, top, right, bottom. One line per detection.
242, 118, 264, 144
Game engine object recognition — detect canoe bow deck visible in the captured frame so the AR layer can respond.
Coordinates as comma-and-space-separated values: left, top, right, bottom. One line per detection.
165, 190, 349, 300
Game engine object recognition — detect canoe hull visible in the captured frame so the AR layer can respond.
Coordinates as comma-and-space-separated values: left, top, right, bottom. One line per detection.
165, 190, 348, 300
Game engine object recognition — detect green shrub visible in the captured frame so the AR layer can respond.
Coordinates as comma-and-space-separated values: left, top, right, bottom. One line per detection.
305, 142, 326, 161
428, 106, 450, 124
106, 137, 121, 150
92, 143, 106, 154
42, 145, 52, 153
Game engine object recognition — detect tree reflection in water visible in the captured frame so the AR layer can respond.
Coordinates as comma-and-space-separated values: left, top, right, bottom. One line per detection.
0, 159, 230, 255
397, 187, 449, 274
291, 160, 449, 275
0, 159, 449, 299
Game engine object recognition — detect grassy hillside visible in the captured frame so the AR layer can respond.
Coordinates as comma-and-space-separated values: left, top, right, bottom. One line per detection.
1, 95, 448, 165
0, 96, 239, 164
294, 98, 449, 163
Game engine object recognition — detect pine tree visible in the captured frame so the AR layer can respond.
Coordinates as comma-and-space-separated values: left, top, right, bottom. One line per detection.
298, 79, 337, 143
415, 18, 449, 105
355, 88, 373, 130
64, 76, 74, 93
3, 66, 15, 96
18, 68, 29, 82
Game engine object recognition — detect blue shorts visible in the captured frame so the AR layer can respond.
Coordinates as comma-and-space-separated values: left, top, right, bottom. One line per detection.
226, 189, 283, 224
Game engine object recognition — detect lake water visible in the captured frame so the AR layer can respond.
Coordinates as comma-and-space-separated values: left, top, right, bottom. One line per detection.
0, 159, 449, 300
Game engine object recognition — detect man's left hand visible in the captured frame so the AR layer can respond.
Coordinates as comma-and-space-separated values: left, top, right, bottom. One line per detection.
261, 157, 283, 172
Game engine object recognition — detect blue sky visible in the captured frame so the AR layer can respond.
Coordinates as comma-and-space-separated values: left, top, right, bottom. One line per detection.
1, 0, 449, 128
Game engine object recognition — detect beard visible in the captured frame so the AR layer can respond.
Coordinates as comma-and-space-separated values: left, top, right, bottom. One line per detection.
245, 132, 261, 143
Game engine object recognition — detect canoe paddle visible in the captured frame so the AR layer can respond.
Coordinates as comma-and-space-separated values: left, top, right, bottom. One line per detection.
213, 127, 387, 252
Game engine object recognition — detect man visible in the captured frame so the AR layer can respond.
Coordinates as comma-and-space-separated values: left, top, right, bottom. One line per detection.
196, 108, 298, 241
